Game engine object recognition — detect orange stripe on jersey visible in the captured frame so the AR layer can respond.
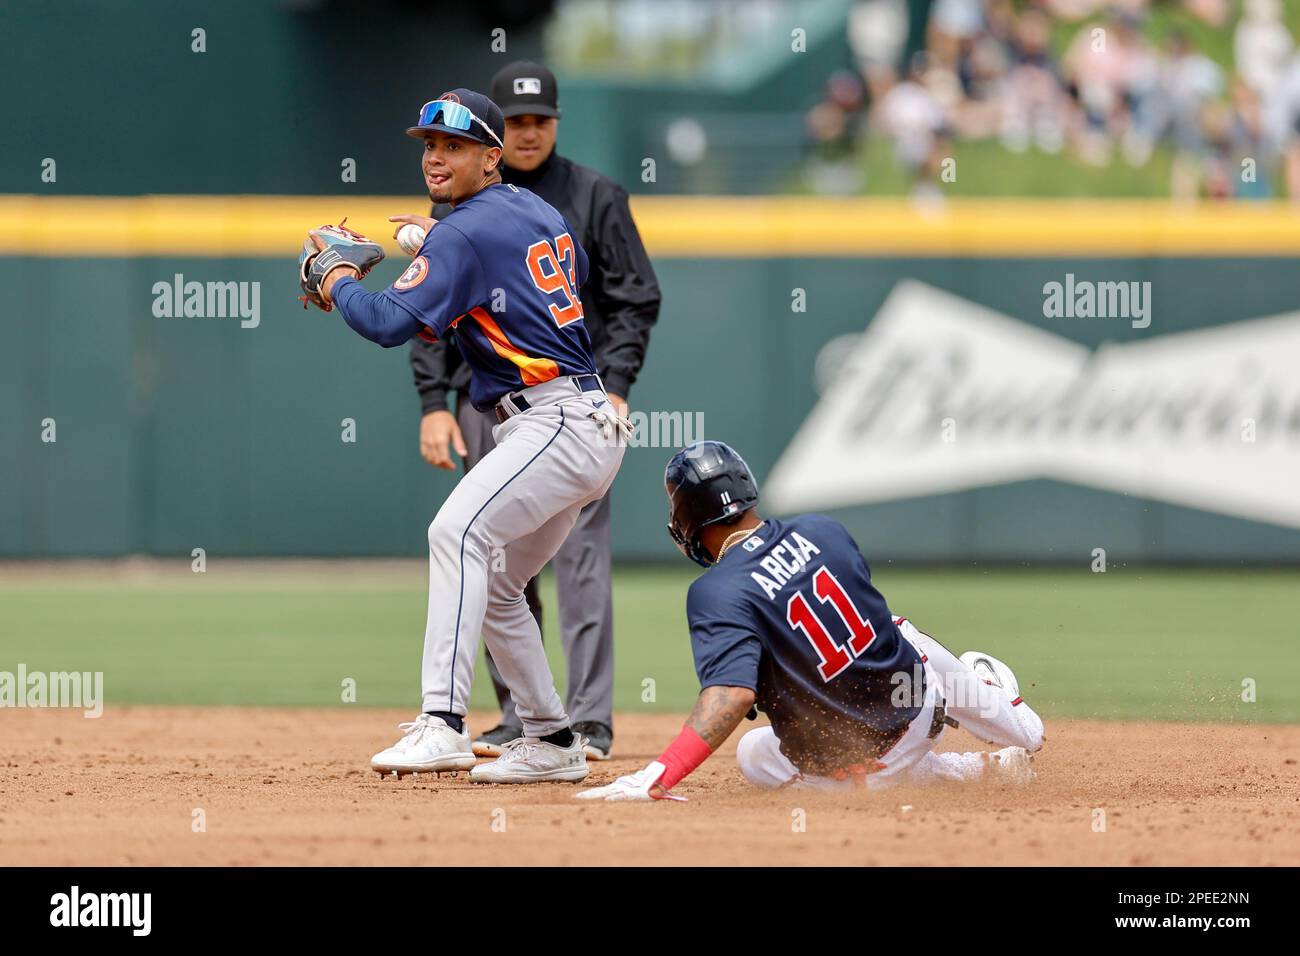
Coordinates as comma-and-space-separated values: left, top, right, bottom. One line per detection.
418, 311, 469, 343
468, 307, 559, 387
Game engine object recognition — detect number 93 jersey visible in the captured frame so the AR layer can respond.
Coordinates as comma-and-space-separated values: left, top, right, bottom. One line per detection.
686, 513, 924, 775
385, 183, 598, 411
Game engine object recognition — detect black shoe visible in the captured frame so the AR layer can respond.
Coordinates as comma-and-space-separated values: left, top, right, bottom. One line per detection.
572, 721, 613, 761
471, 723, 523, 758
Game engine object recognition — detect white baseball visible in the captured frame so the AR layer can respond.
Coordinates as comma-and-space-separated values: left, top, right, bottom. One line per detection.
396, 223, 428, 256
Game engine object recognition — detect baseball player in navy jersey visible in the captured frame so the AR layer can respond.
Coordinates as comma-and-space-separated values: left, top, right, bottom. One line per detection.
300, 88, 630, 784
412, 62, 661, 763
576, 441, 1045, 801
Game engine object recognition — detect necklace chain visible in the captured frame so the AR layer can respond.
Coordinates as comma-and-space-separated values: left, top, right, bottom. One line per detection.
717, 522, 763, 562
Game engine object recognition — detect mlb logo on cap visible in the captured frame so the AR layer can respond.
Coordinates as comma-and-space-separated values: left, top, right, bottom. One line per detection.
491, 60, 561, 118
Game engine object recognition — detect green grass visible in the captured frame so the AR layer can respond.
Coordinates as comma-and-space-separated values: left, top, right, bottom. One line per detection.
0, 566, 1296, 722
854, 137, 1180, 198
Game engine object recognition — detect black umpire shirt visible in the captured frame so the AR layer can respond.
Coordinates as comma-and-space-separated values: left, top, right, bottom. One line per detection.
409, 149, 661, 412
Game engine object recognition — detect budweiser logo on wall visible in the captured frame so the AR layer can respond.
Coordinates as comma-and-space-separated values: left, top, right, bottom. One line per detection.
766, 281, 1300, 529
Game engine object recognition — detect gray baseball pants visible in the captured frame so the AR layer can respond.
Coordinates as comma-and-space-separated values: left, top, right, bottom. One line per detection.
419, 377, 624, 737
457, 393, 616, 729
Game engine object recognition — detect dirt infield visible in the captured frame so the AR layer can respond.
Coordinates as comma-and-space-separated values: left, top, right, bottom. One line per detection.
2, 707, 1296, 866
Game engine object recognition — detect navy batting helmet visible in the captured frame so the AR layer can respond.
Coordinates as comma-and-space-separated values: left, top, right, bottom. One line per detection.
664, 441, 759, 568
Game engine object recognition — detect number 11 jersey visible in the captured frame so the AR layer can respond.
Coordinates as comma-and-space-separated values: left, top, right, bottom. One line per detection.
686, 513, 924, 775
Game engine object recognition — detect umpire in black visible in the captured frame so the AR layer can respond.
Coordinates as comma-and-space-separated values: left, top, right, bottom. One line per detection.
410, 61, 660, 761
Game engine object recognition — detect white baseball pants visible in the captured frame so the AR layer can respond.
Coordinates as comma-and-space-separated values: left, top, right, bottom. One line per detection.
418, 377, 626, 737
736, 617, 1045, 790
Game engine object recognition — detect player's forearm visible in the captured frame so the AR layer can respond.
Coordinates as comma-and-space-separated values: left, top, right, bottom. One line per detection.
652, 684, 756, 793
319, 263, 358, 305
684, 684, 755, 751
331, 278, 422, 348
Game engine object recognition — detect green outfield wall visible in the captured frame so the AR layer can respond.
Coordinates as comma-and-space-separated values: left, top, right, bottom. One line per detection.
4, 219, 1300, 561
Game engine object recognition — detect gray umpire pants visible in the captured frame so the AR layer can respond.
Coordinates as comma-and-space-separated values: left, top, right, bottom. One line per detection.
457, 395, 616, 730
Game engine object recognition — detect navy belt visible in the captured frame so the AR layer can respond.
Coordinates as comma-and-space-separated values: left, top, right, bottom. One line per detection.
495, 374, 602, 424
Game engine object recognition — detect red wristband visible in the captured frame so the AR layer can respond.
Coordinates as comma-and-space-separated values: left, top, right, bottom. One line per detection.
656, 725, 713, 790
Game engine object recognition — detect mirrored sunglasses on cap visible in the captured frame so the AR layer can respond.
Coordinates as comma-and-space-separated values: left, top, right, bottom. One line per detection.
416, 100, 503, 147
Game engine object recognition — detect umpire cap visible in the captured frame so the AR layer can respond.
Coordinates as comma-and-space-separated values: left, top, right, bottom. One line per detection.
490, 61, 561, 119
664, 442, 760, 568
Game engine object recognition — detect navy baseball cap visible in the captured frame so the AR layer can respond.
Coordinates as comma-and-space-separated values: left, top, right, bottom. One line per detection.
405, 89, 505, 148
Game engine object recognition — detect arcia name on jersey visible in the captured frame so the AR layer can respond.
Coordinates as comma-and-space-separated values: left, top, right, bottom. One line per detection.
747, 529, 821, 601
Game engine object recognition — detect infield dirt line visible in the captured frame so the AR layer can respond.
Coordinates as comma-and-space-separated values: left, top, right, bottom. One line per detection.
2, 707, 1296, 866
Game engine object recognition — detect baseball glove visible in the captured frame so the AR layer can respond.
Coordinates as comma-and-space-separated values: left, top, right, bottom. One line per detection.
298, 220, 385, 312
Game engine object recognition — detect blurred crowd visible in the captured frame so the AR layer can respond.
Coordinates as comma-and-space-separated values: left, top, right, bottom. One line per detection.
805, 0, 1300, 199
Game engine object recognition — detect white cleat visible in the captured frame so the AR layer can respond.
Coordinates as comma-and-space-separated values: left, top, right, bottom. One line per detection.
988, 746, 1035, 786
370, 714, 477, 775
469, 734, 591, 784
960, 650, 1022, 701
